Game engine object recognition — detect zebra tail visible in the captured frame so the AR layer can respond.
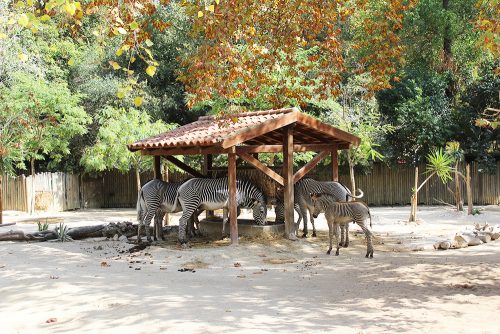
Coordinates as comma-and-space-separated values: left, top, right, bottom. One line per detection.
137, 189, 144, 222
347, 188, 364, 199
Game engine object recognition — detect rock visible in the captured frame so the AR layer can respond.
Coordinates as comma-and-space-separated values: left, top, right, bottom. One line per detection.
467, 238, 483, 246
118, 235, 129, 242
477, 232, 491, 243
113, 234, 119, 241
439, 241, 451, 250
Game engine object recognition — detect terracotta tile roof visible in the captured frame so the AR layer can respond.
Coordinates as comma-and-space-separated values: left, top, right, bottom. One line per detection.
128, 107, 360, 152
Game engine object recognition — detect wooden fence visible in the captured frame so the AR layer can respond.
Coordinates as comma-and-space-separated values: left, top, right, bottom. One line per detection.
2, 161, 499, 212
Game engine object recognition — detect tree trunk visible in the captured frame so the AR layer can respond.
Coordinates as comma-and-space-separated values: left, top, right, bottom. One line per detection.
30, 157, 35, 214
409, 166, 419, 222
454, 162, 463, 211
0, 173, 3, 225
348, 150, 356, 195
135, 167, 141, 194
466, 163, 473, 215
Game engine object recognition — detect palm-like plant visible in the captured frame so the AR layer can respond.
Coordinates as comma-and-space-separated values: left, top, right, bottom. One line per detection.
409, 148, 454, 222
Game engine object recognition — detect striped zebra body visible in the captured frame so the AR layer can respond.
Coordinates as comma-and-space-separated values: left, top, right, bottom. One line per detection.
276, 178, 362, 244
311, 193, 373, 258
176, 178, 267, 244
137, 179, 200, 243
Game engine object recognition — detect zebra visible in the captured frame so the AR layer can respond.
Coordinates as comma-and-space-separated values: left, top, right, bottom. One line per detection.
175, 177, 267, 245
275, 178, 363, 244
136, 179, 201, 243
310, 193, 373, 258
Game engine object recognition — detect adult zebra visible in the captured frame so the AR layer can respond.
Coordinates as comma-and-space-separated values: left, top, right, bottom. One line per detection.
275, 178, 363, 244
136, 179, 202, 243
175, 177, 267, 244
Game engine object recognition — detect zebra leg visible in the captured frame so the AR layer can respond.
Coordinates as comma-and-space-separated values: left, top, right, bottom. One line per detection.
357, 220, 374, 258
309, 210, 317, 237
300, 207, 309, 238
334, 223, 340, 256
326, 220, 334, 255
138, 209, 155, 243
340, 224, 345, 247
178, 202, 199, 245
344, 223, 350, 247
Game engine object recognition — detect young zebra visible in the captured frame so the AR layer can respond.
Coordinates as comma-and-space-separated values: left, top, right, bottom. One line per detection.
310, 193, 373, 258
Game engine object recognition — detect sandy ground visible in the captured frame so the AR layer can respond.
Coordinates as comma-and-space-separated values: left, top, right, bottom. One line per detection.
1, 205, 499, 334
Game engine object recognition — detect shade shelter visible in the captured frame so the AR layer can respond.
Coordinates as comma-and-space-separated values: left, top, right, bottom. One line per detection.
128, 107, 360, 244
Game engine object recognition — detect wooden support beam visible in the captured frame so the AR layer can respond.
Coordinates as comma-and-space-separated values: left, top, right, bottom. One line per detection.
293, 151, 329, 184
237, 152, 284, 186
164, 156, 205, 178
331, 145, 339, 181
283, 125, 296, 239
203, 154, 214, 218
154, 156, 161, 179
142, 143, 350, 156
228, 152, 238, 245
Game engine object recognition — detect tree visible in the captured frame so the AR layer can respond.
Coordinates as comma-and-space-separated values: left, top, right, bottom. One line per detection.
81, 107, 175, 192
0, 73, 89, 212
409, 148, 453, 222
0, 104, 26, 225
179, 0, 413, 112
316, 74, 393, 193
445, 141, 464, 211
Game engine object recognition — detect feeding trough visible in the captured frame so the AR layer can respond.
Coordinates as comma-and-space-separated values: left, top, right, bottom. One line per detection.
198, 217, 285, 238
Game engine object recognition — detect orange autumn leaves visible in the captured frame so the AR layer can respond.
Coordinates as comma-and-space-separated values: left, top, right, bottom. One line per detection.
179, 0, 416, 109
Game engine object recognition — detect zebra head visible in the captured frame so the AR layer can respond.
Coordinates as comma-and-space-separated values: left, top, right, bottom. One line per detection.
251, 196, 267, 225
310, 193, 326, 218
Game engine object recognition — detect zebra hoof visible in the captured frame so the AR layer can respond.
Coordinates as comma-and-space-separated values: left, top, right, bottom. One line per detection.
335, 250, 339, 256
301, 233, 308, 238
312, 232, 317, 238
326, 249, 331, 255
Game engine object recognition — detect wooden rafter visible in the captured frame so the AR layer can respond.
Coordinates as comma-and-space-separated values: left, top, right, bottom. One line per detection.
164, 156, 205, 178
293, 151, 329, 184
237, 152, 284, 186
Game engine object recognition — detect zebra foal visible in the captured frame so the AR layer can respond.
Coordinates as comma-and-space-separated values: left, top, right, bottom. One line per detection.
310, 193, 374, 258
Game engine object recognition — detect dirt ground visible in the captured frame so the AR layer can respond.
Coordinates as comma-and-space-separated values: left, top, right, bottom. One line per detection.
1, 205, 499, 334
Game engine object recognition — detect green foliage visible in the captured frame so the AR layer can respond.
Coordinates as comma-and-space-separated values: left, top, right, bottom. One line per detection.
0, 72, 90, 170
426, 148, 454, 183
378, 76, 453, 164
81, 107, 175, 173
55, 223, 72, 242
37, 221, 49, 231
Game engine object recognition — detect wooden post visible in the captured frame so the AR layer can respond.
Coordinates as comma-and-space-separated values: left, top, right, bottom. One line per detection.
228, 152, 238, 245
466, 163, 473, 215
154, 156, 161, 180
331, 145, 338, 182
163, 161, 170, 226
203, 154, 214, 218
0, 173, 3, 225
409, 166, 418, 222
283, 125, 296, 240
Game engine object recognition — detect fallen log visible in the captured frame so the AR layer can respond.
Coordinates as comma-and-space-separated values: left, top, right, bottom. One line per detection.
0, 222, 179, 242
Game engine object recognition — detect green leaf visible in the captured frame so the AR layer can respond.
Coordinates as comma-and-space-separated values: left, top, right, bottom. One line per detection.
109, 61, 121, 70
134, 96, 143, 107
129, 21, 139, 30
146, 65, 156, 77
68, 58, 75, 66
18, 14, 29, 27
